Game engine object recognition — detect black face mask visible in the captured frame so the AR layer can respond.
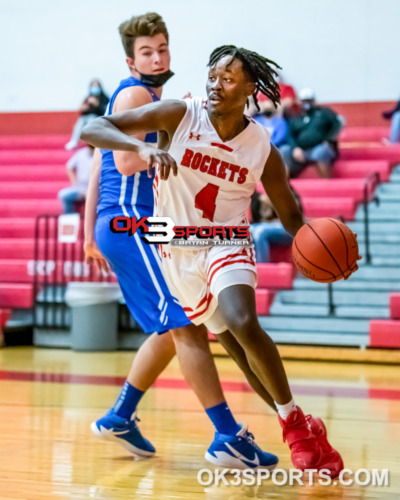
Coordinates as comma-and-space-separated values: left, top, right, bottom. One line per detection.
139, 70, 174, 88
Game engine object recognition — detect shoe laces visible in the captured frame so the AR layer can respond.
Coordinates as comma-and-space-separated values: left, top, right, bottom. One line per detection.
241, 426, 256, 445
305, 414, 312, 426
282, 413, 313, 443
128, 413, 141, 427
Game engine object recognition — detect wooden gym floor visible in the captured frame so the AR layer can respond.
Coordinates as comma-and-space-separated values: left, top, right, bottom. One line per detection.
0, 346, 399, 499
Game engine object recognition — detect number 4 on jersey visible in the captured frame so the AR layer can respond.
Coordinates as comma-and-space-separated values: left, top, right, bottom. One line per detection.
194, 183, 219, 222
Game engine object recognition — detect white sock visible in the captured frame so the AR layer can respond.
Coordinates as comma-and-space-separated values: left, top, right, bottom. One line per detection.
275, 399, 297, 420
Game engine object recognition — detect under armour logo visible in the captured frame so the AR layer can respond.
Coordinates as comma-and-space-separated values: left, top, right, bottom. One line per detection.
189, 132, 201, 140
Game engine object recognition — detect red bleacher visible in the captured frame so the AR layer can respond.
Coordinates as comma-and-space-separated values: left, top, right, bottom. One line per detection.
0, 257, 115, 283
291, 178, 371, 202
0, 283, 33, 309
298, 160, 392, 182
0, 122, 398, 356
0, 134, 69, 150
0, 259, 39, 283
257, 263, 294, 289
333, 160, 391, 182
390, 295, 400, 320
302, 197, 358, 219
369, 320, 400, 348
0, 166, 67, 182
257, 157, 385, 220
339, 143, 400, 162
339, 126, 389, 143
0, 200, 61, 217
0, 239, 36, 259
255, 289, 273, 316
0, 218, 38, 238
0, 149, 71, 165
0, 182, 67, 199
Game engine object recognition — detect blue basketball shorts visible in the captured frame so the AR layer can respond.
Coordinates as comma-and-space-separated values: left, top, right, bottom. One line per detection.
95, 213, 191, 334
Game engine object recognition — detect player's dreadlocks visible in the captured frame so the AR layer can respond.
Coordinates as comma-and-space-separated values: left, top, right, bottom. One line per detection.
208, 45, 281, 111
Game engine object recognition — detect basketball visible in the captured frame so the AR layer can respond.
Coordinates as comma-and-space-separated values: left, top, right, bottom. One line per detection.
292, 218, 360, 283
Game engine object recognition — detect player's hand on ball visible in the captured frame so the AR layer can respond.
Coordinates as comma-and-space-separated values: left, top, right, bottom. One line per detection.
139, 146, 178, 180
344, 246, 362, 280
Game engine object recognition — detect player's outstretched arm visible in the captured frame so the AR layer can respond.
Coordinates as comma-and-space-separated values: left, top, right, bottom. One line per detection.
261, 145, 305, 237
83, 148, 110, 273
81, 100, 186, 179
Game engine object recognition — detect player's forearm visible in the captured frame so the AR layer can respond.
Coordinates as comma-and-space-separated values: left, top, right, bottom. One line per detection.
84, 150, 101, 244
81, 117, 145, 153
84, 178, 99, 244
280, 212, 305, 237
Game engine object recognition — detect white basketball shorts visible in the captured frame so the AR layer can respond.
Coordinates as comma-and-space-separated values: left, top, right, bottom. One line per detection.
159, 244, 257, 334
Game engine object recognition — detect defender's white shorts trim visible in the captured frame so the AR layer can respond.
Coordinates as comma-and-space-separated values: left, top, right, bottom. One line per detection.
160, 245, 257, 332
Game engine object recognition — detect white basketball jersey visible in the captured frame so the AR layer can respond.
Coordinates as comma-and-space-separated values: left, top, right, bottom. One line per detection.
154, 97, 271, 229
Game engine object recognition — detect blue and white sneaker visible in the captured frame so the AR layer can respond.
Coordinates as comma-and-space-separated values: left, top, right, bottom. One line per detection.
205, 424, 278, 470
91, 409, 155, 457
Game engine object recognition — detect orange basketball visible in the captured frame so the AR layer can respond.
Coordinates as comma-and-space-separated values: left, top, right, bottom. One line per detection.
292, 218, 360, 283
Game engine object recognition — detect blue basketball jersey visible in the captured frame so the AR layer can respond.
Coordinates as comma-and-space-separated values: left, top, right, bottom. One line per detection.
97, 76, 158, 217
95, 76, 191, 334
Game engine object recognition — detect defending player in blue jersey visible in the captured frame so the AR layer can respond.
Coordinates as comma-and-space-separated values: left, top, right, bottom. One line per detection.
84, 12, 278, 469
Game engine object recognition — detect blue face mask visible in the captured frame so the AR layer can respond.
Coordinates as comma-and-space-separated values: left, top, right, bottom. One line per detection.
89, 86, 101, 95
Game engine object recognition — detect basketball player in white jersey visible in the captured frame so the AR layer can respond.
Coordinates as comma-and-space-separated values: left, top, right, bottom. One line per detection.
82, 45, 347, 477
84, 15, 279, 471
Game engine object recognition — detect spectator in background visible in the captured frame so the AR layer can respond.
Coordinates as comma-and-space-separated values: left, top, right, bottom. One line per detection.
253, 93, 290, 147
280, 88, 343, 178
65, 79, 109, 150
249, 72, 297, 114
250, 188, 303, 262
58, 144, 94, 213
277, 75, 299, 118
382, 98, 400, 143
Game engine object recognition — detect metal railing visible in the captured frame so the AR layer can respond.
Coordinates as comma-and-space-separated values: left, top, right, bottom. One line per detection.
326, 171, 381, 315
362, 172, 381, 264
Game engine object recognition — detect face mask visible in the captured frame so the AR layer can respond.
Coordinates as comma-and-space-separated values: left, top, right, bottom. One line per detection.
139, 69, 174, 88
302, 101, 313, 111
89, 86, 101, 95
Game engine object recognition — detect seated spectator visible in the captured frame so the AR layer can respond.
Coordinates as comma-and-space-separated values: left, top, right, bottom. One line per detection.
278, 77, 300, 118
58, 144, 94, 213
280, 88, 343, 178
253, 94, 290, 147
382, 98, 400, 143
65, 79, 109, 150
250, 188, 303, 262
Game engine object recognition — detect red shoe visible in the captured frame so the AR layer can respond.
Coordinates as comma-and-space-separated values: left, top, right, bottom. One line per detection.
278, 406, 320, 470
310, 417, 344, 479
